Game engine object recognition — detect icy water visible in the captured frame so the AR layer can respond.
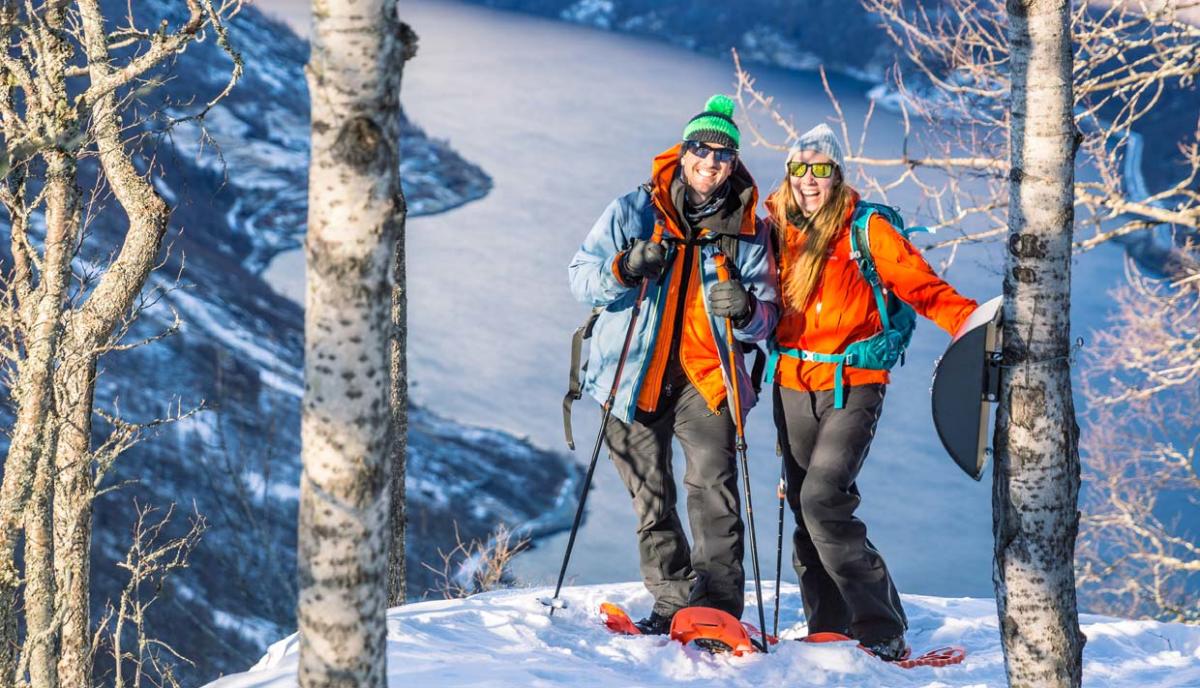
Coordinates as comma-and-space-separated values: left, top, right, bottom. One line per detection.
263, 0, 1126, 600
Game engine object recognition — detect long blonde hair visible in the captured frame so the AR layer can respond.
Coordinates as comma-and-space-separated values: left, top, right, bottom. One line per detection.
767, 171, 854, 314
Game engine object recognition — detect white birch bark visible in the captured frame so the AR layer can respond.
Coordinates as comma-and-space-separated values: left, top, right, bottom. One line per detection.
299, 0, 402, 684
993, 1, 1086, 686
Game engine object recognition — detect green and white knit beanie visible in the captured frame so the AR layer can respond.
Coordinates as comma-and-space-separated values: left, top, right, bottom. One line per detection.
682, 94, 740, 150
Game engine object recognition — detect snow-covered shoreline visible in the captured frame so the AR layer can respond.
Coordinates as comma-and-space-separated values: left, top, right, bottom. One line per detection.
204, 582, 1200, 687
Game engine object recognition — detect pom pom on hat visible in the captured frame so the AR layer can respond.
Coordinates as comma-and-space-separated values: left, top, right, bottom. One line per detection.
682, 94, 740, 150
704, 94, 735, 118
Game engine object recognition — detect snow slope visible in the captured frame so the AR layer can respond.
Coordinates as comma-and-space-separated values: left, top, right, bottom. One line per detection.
204, 582, 1200, 687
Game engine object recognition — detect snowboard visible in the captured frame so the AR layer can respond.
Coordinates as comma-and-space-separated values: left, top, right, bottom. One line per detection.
931, 295, 1003, 480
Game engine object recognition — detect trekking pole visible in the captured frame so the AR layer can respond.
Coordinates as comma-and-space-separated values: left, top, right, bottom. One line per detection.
773, 455, 786, 638
713, 254, 769, 653
543, 226, 665, 616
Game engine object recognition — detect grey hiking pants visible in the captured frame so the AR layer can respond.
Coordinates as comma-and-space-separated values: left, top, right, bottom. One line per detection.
773, 382, 907, 643
604, 372, 745, 619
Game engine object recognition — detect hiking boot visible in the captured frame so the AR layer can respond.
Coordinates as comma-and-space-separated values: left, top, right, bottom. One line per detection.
861, 634, 910, 662
634, 610, 675, 635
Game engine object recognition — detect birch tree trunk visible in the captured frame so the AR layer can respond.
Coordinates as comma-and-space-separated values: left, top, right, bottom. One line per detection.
385, 206, 408, 607
299, 0, 402, 684
993, 1, 1086, 686
385, 21, 418, 611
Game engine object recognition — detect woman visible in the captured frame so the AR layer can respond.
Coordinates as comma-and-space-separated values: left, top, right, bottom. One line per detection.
764, 124, 977, 661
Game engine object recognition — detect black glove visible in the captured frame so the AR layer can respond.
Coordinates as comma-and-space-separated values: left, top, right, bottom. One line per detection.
619, 239, 667, 282
708, 279, 754, 327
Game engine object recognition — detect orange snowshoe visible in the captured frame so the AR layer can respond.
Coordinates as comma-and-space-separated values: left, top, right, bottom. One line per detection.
669, 607, 771, 656
600, 603, 778, 655
599, 602, 641, 635
800, 631, 967, 669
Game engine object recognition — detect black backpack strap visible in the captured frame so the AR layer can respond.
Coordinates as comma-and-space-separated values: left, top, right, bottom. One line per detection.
563, 307, 603, 450
745, 341, 766, 396
718, 232, 740, 265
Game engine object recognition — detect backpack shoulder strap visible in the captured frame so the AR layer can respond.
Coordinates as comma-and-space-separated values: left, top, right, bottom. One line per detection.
717, 233, 740, 264
849, 204, 891, 331
848, 204, 879, 284
562, 306, 603, 450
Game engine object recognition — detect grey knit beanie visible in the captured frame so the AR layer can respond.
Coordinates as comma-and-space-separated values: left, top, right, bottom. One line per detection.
788, 123, 844, 169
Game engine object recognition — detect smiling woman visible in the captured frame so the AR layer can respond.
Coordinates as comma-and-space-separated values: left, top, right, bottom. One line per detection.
762, 122, 979, 660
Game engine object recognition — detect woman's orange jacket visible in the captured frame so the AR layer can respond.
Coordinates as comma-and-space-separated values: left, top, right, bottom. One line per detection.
772, 190, 978, 393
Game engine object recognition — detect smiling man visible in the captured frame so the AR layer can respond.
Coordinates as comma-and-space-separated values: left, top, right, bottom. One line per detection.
568, 95, 778, 633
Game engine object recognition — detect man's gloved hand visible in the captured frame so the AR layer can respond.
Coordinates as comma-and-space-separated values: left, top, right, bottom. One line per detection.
619, 239, 667, 282
708, 280, 754, 326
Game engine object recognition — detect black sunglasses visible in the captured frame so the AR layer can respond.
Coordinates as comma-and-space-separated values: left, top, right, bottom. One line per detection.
683, 139, 738, 164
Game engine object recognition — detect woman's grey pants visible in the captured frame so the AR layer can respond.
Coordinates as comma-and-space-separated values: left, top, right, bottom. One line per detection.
773, 382, 907, 643
604, 379, 745, 619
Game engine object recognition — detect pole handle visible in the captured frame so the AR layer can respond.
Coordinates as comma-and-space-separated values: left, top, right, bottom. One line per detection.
652, 222, 665, 244
713, 253, 731, 283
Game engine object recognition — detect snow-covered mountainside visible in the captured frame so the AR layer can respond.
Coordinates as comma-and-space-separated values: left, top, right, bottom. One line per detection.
467, 0, 891, 81
204, 582, 1200, 687
0, 1, 580, 685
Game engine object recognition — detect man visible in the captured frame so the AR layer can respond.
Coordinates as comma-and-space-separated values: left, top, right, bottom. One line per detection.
568, 94, 778, 633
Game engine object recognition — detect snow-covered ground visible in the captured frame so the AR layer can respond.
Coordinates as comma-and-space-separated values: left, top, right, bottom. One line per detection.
205, 583, 1200, 687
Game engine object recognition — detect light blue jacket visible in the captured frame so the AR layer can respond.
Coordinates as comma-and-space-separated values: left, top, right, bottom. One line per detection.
568, 178, 779, 426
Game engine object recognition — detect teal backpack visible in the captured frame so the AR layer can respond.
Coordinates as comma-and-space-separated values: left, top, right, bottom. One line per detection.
764, 201, 928, 408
